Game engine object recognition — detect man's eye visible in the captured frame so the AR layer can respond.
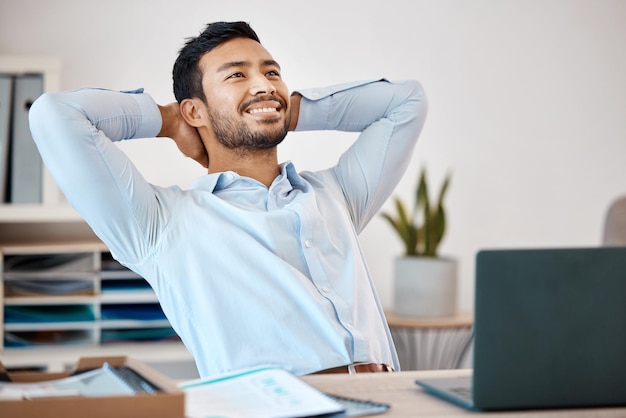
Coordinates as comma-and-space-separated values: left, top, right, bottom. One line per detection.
228, 72, 244, 79
267, 70, 280, 77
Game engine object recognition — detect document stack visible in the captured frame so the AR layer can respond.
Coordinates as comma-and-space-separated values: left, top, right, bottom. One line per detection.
0, 356, 185, 418
0, 72, 44, 204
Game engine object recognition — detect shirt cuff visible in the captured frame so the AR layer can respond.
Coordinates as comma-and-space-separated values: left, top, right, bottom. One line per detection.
128, 90, 162, 139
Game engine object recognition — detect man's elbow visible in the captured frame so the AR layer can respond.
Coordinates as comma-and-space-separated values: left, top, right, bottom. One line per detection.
29, 91, 77, 146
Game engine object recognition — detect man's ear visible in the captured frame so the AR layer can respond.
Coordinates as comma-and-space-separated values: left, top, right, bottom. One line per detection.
180, 98, 206, 128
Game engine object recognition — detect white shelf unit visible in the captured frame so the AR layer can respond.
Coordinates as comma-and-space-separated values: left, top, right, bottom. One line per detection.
0, 241, 195, 376
0, 55, 77, 217
0, 55, 92, 246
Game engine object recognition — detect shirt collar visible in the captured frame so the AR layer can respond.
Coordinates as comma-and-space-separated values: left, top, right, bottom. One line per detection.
281, 161, 308, 192
191, 161, 308, 193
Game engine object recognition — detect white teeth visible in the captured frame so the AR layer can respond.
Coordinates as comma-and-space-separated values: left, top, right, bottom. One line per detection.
249, 107, 277, 114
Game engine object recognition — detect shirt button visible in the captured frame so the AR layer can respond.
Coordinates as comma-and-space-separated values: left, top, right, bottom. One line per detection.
305, 240, 312, 248
321, 286, 330, 293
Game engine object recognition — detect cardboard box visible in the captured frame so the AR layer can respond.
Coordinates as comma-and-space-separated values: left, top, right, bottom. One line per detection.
0, 355, 184, 418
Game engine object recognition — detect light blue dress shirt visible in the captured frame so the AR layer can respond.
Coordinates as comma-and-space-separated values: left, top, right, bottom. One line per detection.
29, 79, 427, 377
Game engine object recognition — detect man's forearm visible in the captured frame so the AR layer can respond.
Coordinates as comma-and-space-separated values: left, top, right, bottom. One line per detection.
294, 79, 426, 133
157, 102, 180, 139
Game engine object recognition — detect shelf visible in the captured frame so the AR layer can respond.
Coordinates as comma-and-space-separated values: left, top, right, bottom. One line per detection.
101, 270, 143, 279
0, 55, 72, 223
1, 341, 194, 374
0, 55, 97, 247
5, 272, 97, 280
100, 292, 159, 304
1, 242, 181, 362
4, 330, 96, 349
0, 203, 83, 223
100, 320, 173, 329
4, 295, 96, 305
5, 322, 95, 331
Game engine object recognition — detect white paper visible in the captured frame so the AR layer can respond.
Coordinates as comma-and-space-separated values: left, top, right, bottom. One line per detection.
180, 366, 344, 418
0, 364, 135, 400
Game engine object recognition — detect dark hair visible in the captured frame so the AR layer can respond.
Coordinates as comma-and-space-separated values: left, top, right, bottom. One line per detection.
172, 21, 261, 103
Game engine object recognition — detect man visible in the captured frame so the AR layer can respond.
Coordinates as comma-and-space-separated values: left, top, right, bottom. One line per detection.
29, 21, 428, 377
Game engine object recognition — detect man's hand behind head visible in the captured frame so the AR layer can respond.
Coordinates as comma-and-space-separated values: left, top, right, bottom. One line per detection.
158, 102, 209, 168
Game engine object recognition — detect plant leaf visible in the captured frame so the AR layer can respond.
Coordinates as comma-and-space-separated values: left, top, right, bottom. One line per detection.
381, 198, 418, 255
416, 170, 431, 255
380, 169, 451, 257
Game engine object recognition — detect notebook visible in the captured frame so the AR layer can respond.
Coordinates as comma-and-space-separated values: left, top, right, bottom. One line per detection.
415, 246, 626, 411
181, 366, 389, 418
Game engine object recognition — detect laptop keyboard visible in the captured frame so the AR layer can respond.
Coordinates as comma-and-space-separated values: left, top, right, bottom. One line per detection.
449, 386, 473, 401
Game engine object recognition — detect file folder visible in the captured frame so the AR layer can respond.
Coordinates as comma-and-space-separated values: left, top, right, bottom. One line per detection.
0, 75, 11, 202
9, 74, 43, 204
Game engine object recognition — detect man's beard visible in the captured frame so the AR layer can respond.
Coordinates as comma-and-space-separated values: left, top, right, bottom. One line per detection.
207, 100, 290, 153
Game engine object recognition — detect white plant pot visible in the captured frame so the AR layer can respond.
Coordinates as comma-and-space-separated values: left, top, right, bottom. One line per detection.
393, 256, 458, 318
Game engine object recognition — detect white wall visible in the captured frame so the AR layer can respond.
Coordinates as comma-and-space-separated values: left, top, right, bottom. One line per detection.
2, 0, 625, 312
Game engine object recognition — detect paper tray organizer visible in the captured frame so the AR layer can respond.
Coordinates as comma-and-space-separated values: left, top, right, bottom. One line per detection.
0, 355, 184, 418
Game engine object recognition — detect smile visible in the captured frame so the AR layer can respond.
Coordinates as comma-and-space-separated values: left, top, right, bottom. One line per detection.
248, 107, 278, 114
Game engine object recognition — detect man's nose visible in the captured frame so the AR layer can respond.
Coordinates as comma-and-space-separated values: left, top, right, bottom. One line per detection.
249, 74, 276, 96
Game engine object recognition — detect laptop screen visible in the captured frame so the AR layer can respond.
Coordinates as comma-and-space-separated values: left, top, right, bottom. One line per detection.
472, 247, 626, 410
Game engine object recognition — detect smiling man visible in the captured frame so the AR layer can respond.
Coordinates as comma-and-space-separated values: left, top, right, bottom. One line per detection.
29, 21, 428, 378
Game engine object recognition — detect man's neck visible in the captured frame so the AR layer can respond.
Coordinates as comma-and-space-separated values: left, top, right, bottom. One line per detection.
208, 147, 280, 188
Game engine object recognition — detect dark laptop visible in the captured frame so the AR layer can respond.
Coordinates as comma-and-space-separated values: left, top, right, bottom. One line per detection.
415, 247, 626, 411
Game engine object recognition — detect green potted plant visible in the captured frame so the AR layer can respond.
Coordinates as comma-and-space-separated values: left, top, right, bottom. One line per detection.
381, 168, 457, 318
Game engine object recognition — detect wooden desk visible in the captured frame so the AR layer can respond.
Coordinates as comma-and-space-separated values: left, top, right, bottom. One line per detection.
301, 369, 626, 417
386, 312, 473, 370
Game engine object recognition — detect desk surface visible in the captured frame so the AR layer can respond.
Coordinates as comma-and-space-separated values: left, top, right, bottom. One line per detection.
301, 369, 626, 418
